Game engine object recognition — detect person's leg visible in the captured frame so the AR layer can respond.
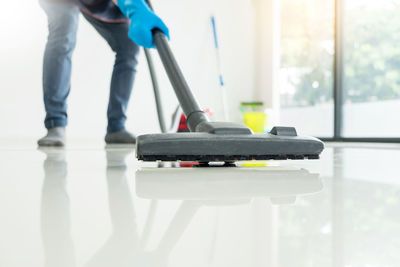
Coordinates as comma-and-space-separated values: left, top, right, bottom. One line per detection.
38, 1, 80, 146
82, 13, 140, 144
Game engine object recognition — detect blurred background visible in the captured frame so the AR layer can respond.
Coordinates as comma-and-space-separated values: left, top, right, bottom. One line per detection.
0, 0, 399, 140
280, 0, 400, 139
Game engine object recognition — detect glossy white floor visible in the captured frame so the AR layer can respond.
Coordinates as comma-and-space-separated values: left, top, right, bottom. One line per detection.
0, 139, 399, 267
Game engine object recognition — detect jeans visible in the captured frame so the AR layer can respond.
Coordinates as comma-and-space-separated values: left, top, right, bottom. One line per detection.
40, 1, 140, 133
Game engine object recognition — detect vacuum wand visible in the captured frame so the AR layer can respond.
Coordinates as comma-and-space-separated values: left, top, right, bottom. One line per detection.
144, 0, 209, 131
151, 30, 210, 132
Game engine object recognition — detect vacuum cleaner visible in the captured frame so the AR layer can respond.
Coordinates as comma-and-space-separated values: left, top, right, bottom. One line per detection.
139, 0, 324, 163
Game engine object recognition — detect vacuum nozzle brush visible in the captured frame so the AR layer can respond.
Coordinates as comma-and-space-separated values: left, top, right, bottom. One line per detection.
136, 126, 324, 162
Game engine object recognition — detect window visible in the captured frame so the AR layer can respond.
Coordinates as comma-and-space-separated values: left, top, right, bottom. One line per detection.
279, 0, 335, 137
342, 0, 400, 137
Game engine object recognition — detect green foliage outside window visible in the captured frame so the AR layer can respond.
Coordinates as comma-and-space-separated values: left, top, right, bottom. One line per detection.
281, 0, 400, 107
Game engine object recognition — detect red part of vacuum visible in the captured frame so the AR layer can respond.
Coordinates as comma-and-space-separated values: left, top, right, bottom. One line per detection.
177, 109, 213, 167
177, 109, 213, 133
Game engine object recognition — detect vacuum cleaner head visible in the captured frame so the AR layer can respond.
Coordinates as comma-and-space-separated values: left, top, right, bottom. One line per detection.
136, 126, 324, 162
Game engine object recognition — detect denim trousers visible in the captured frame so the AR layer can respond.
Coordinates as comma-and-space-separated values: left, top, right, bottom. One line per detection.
40, 1, 140, 132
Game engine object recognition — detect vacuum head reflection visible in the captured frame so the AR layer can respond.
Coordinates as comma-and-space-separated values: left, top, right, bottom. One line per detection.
136, 167, 323, 205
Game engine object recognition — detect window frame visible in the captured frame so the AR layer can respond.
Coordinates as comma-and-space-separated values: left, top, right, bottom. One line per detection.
320, 0, 400, 142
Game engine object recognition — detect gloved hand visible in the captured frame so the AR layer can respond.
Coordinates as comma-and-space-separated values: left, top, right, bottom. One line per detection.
117, 0, 169, 48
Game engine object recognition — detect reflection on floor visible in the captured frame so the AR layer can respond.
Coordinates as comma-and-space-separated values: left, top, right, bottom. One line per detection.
0, 142, 399, 267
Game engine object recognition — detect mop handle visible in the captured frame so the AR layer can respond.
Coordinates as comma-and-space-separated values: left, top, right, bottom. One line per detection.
211, 16, 224, 87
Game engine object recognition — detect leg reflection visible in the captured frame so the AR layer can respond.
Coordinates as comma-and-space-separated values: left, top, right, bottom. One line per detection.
40, 148, 76, 267
84, 149, 139, 267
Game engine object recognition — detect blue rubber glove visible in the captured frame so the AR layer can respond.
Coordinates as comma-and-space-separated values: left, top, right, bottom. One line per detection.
117, 0, 170, 48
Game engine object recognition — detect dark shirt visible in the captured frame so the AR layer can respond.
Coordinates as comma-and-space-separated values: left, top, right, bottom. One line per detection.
70, 0, 128, 23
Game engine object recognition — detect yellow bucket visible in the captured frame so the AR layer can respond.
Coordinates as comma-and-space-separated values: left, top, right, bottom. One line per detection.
243, 112, 267, 133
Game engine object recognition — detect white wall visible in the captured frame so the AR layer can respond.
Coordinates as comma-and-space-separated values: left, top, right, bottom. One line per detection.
0, 0, 257, 139
254, 0, 280, 112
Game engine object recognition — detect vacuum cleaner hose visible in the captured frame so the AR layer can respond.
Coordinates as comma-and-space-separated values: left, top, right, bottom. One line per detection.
144, 48, 167, 133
